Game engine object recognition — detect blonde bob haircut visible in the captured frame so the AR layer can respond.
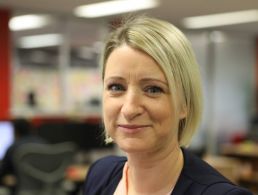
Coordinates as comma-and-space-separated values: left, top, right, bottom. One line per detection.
101, 15, 203, 147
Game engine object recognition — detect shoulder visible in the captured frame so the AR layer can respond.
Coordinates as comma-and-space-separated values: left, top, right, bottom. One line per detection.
201, 183, 252, 195
181, 148, 230, 185
174, 148, 252, 195
83, 156, 126, 195
86, 155, 126, 179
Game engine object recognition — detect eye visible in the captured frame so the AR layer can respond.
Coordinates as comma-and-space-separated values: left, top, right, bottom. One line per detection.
144, 86, 164, 95
107, 83, 125, 92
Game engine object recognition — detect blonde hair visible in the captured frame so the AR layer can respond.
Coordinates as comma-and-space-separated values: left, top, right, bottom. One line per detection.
101, 16, 203, 147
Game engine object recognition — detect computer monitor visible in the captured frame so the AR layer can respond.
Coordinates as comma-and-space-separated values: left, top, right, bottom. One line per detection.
0, 121, 14, 160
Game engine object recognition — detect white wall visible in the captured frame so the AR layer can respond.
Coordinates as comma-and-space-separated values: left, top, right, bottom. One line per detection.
186, 31, 256, 153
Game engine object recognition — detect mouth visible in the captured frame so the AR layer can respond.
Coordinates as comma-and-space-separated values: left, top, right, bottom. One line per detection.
117, 124, 151, 133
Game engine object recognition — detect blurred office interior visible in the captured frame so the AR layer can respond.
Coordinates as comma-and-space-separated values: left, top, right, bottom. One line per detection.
1, 0, 258, 194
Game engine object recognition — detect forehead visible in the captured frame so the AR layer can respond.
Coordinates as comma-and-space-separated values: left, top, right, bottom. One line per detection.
104, 45, 166, 81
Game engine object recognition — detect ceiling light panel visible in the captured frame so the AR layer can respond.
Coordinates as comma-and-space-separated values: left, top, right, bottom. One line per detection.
74, 0, 159, 18
182, 9, 258, 29
9, 14, 51, 31
18, 34, 63, 49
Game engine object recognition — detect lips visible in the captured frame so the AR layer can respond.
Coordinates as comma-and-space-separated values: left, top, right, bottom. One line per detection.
117, 124, 150, 133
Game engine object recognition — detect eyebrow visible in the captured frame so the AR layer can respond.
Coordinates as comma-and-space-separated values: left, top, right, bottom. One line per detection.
104, 76, 124, 83
104, 76, 168, 86
140, 78, 168, 86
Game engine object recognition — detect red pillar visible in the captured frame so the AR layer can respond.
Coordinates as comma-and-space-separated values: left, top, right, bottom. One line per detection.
256, 37, 258, 113
0, 9, 11, 120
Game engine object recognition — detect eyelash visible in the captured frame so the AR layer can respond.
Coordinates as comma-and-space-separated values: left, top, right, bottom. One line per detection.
144, 86, 164, 94
106, 83, 164, 96
107, 83, 125, 92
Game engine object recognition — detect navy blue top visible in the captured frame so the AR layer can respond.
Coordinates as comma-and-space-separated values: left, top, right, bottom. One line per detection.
83, 148, 253, 195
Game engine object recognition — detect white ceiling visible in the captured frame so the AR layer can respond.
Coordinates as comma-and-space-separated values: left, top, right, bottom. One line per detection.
1, 0, 258, 36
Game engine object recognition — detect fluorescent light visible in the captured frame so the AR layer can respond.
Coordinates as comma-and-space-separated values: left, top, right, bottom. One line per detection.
74, 0, 159, 18
9, 14, 50, 31
18, 34, 63, 48
182, 9, 258, 29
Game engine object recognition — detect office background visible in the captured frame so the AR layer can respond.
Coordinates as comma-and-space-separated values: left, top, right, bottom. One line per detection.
1, 0, 258, 194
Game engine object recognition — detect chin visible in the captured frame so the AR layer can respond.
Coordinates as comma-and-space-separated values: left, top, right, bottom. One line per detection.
117, 140, 152, 154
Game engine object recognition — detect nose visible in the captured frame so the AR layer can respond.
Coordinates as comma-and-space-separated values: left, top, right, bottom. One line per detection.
121, 89, 144, 121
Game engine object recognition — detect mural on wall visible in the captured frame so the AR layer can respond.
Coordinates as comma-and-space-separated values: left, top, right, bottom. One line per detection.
12, 67, 61, 114
12, 66, 102, 116
67, 68, 102, 113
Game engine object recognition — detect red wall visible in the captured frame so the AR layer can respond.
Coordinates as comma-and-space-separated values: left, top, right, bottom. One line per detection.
0, 9, 11, 120
256, 37, 258, 112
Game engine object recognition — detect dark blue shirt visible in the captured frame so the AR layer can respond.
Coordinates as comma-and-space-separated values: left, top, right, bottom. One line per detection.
83, 148, 252, 195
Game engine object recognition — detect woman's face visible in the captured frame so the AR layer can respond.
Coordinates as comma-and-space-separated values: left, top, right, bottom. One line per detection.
103, 44, 186, 154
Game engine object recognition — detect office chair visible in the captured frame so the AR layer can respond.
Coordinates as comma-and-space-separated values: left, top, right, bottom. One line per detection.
13, 142, 77, 195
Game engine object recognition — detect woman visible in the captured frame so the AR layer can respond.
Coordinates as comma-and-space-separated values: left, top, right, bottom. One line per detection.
83, 16, 252, 195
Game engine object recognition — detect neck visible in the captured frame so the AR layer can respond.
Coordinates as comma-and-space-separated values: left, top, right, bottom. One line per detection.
126, 145, 183, 195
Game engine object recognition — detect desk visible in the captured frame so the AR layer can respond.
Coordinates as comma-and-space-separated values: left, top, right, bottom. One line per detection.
65, 164, 89, 195
66, 165, 89, 182
222, 143, 258, 193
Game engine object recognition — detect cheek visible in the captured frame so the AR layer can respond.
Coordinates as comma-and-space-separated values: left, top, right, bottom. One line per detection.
154, 108, 174, 128
150, 100, 178, 132
102, 96, 120, 131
